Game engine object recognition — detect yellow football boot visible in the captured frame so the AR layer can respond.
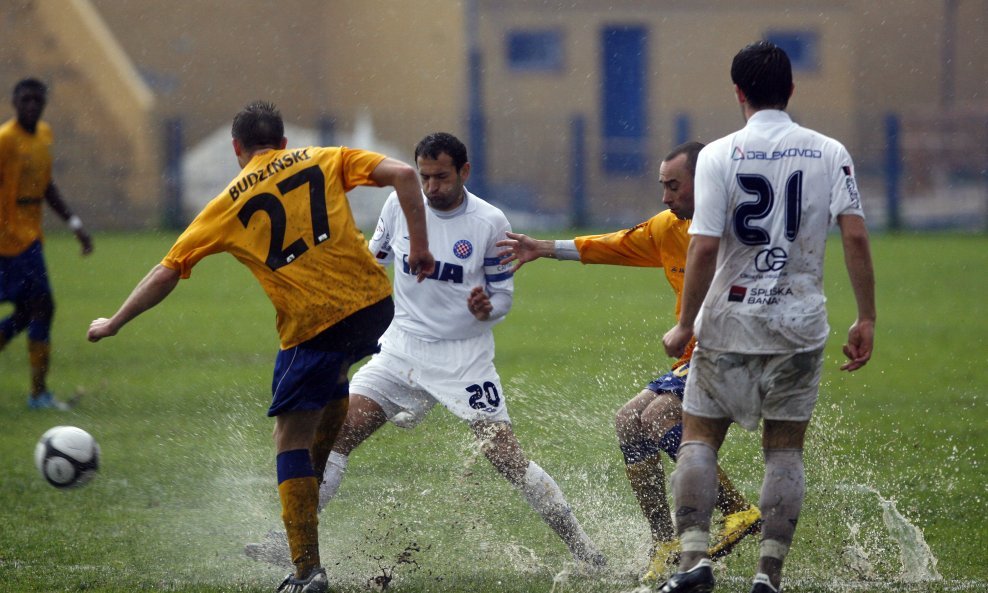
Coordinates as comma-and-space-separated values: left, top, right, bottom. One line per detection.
709, 504, 762, 559
641, 539, 680, 583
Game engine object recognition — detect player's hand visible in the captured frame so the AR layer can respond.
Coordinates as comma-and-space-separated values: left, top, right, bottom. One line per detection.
467, 286, 493, 321
496, 232, 540, 272
76, 228, 93, 256
407, 248, 436, 282
87, 318, 117, 342
662, 323, 693, 359
840, 318, 874, 371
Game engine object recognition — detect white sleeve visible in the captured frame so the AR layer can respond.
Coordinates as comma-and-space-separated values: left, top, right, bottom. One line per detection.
484, 215, 514, 321
830, 145, 865, 222
554, 240, 580, 261
368, 193, 398, 265
690, 144, 728, 237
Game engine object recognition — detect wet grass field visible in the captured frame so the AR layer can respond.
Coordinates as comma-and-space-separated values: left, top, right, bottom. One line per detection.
0, 231, 984, 592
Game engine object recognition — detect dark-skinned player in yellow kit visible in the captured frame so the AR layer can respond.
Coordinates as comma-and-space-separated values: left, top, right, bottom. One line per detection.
1, 77, 93, 410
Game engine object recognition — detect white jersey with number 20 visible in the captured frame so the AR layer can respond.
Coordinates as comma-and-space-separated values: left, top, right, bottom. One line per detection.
690, 110, 864, 354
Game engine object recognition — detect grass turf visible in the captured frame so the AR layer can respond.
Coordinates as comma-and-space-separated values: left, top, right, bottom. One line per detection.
0, 231, 984, 592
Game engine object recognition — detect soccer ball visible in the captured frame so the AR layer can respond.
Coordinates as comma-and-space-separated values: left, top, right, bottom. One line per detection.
34, 426, 100, 488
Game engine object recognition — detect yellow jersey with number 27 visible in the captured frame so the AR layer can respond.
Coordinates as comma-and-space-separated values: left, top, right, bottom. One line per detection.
162, 146, 392, 349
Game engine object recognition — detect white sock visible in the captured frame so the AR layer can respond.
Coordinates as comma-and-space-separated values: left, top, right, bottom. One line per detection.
318, 451, 348, 513
519, 461, 600, 562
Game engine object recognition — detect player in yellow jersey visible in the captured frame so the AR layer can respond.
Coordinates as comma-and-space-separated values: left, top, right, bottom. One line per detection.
497, 142, 760, 581
1, 78, 93, 410
87, 101, 434, 593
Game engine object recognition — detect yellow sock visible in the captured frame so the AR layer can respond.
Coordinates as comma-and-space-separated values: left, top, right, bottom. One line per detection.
28, 340, 51, 396
278, 475, 320, 576
716, 464, 750, 515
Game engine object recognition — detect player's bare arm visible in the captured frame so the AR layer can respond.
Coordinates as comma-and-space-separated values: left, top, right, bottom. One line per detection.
496, 231, 555, 272
663, 235, 719, 358
88, 264, 180, 342
370, 157, 435, 281
837, 214, 876, 371
44, 182, 93, 256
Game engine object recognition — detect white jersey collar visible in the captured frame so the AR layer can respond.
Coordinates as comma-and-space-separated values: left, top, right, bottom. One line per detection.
746, 109, 792, 127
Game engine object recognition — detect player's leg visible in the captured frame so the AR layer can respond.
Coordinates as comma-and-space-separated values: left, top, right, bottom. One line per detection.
266, 343, 359, 587
26, 290, 55, 397
756, 419, 809, 591
23, 259, 67, 410
472, 420, 605, 567
316, 394, 388, 512
309, 396, 349, 480
0, 300, 30, 350
273, 408, 326, 585
752, 349, 821, 591
616, 388, 679, 546
671, 413, 731, 572
0, 254, 24, 352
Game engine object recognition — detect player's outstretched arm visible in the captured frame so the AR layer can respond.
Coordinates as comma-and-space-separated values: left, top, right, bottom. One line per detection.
370, 157, 434, 281
496, 232, 556, 272
837, 214, 876, 371
88, 264, 180, 342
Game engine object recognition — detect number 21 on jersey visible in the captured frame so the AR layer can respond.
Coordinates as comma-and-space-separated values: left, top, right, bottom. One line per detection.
733, 171, 803, 245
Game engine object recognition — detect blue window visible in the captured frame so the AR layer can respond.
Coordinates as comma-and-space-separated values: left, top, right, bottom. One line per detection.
765, 30, 820, 72
601, 25, 648, 175
506, 30, 564, 72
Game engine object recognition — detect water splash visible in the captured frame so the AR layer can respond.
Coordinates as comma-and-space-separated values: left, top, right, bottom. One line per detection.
841, 521, 878, 580
843, 484, 942, 583
874, 491, 942, 582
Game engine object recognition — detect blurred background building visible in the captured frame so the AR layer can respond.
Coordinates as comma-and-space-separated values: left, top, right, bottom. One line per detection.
1, 0, 985, 231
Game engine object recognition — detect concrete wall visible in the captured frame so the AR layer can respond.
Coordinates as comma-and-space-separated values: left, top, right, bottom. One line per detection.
3, 0, 984, 228
0, 0, 158, 228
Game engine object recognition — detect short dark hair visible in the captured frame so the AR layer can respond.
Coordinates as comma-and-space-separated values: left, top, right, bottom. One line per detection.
13, 78, 47, 100
731, 41, 793, 110
414, 132, 469, 171
664, 141, 705, 176
231, 101, 284, 150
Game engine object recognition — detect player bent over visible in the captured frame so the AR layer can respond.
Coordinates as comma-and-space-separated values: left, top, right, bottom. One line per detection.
498, 142, 760, 582
246, 132, 605, 571
89, 101, 434, 593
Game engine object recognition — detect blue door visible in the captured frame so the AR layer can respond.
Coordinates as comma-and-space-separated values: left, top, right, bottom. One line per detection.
601, 26, 648, 175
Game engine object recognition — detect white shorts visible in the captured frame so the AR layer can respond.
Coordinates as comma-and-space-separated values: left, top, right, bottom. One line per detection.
350, 325, 510, 428
683, 347, 824, 431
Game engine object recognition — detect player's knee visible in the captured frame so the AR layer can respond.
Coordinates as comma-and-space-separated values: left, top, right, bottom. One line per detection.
614, 402, 641, 445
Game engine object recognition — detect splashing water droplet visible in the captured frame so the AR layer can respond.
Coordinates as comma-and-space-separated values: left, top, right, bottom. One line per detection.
857, 485, 942, 582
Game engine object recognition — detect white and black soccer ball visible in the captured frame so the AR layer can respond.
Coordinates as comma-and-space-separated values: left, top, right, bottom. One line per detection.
34, 426, 100, 489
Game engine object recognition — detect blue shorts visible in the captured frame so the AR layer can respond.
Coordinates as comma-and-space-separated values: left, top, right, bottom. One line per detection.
0, 241, 51, 303
267, 297, 392, 417
645, 361, 691, 400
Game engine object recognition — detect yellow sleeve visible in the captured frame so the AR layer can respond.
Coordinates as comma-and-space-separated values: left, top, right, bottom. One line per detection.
574, 214, 668, 267
160, 201, 231, 278
338, 147, 387, 191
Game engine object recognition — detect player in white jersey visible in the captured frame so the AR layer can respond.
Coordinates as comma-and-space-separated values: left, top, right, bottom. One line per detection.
658, 42, 876, 593
246, 132, 604, 570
